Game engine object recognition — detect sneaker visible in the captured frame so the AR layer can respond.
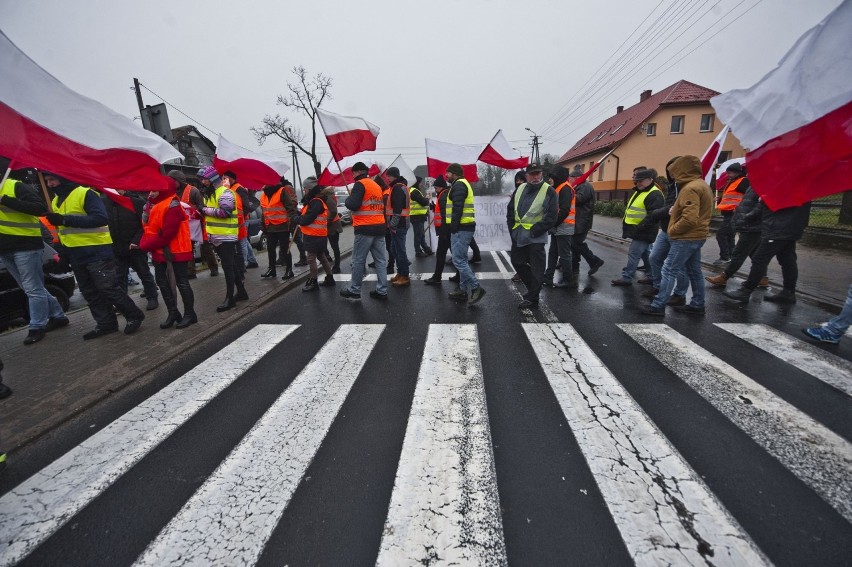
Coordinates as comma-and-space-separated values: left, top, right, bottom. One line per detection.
713, 257, 731, 265
588, 258, 605, 275
666, 294, 686, 307
45, 316, 70, 332
369, 290, 388, 300
340, 288, 361, 300
281, 270, 295, 281
449, 273, 460, 283
674, 304, 705, 315
23, 328, 46, 345
448, 289, 468, 300
124, 317, 144, 335
468, 287, 486, 305
83, 327, 119, 340
801, 326, 842, 345
640, 305, 666, 316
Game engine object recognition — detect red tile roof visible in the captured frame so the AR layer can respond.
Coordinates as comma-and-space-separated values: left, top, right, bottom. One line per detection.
555, 80, 720, 163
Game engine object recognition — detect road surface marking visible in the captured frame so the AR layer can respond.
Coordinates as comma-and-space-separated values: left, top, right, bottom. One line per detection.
620, 323, 852, 523
490, 250, 511, 275
716, 323, 852, 398
134, 324, 385, 567
334, 271, 514, 281
377, 324, 506, 566
524, 323, 769, 566
0, 324, 298, 567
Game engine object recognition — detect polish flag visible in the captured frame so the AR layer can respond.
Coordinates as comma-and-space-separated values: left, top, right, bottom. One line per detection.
425, 138, 482, 182
572, 149, 616, 185
317, 154, 380, 187
700, 125, 730, 184
478, 129, 529, 169
714, 156, 747, 192
316, 108, 380, 162
385, 155, 418, 185
711, 1, 852, 211
99, 187, 138, 213
213, 135, 290, 189
0, 31, 182, 191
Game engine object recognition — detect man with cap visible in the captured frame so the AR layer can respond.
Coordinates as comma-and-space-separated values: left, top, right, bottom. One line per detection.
169, 169, 217, 278
221, 170, 259, 270
385, 167, 412, 287
714, 162, 748, 265
506, 162, 557, 308
0, 158, 69, 345
567, 166, 605, 275
408, 176, 432, 257
445, 163, 486, 305
43, 172, 145, 338
611, 168, 664, 286
341, 162, 389, 300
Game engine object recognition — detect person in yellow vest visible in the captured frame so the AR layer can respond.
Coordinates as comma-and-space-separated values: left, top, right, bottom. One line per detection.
293, 177, 335, 291
0, 161, 68, 345
611, 168, 664, 286
43, 172, 145, 339
259, 181, 296, 279
445, 163, 486, 305
506, 162, 557, 308
543, 165, 578, 289
139, 179, 197, 329
714, 161, 749, 265
409, 176, 433, 257
341, 162, 389, 300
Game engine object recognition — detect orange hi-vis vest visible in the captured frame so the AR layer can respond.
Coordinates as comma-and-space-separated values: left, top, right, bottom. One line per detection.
433, 188, 448, 227
385, 182, 411, 218
39, 217, 60, 243
300, 197, 328, 237
555, 181, 576, 225
717, 178, 745, 212
180, 185, 194, 205
230, 183, 247, 238
145, 197, 192, 255
352, 177, 385, 227
260, 187, 289, 225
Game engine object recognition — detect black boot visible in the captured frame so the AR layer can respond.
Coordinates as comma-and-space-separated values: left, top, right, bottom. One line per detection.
261, 267, 276, 278
764, 289, 797, 304
217, 297, 236, 312
302, 278, 319, 292
320, 275, 336, 287
160, 310, 182, 329
723, 287, 753, 303
281, 269, 295, 280
176, 311, 198, 329
294, 257, 308, 267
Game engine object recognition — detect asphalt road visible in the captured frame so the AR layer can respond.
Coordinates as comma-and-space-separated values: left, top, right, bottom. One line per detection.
1, 238, 850, 566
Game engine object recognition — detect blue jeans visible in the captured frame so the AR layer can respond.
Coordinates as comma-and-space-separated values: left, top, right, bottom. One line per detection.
390, 225, 410, 276
652, 239, 706, 309
349, 234, 388, 294
825, 283, 852, 335
451, 230, 479, 293
0, 249, 65, 330
649, 231, 688, 295
239, 238, 257, 265
622, 239, 652, 281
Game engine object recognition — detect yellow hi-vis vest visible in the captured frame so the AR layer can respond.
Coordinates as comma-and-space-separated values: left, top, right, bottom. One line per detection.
623, 186, 662, 225
52, 186, 113, 247
409, 186, 428, 216
452, 179, 476, 224
512, 182, 551, 230
203, 186, 239, 237
0, 179, 42, 237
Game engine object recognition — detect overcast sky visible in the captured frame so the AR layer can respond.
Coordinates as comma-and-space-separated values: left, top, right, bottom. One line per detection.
2, 0, 845, 176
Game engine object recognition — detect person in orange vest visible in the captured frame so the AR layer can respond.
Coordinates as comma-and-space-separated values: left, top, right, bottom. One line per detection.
259, 181, 297, 279
714, 162, 748, 265
138, 178, 197, 329
293, 177, 335, 291
543, 165, 578, 288
341, 162, 389, 300
168, 170, 218, 278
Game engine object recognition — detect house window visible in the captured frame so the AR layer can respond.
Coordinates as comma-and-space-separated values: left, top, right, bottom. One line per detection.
597, 161, 605, 181
645, 122, 657, 136
700, 114, 715, 132
718, 151, 731, 164
670, 115, 684, 134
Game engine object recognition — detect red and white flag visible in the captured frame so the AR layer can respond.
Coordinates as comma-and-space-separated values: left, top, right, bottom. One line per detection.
425, 138, 482, 182
478, 129, 529, 170
0, 31, 182, 191
714, 156, 747, 192
700, 125, 730, 184
573, 149, 616, 186
385, 155, 417, 185
213, 135, 290, 189
317, 153, 380, 187
711, 1, 852, 210
316, 108, 380, 162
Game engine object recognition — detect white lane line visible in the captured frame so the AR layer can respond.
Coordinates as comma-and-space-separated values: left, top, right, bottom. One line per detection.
490, 250, 511, 275
0, 324, 299, 567
494, 251, 560, 323
716, 323, 852, 398
334, 272, 514, 281
134, 324, 385, 567
377, 324, 506, 566
620, 324, 852, 524
524, 323, 769, 566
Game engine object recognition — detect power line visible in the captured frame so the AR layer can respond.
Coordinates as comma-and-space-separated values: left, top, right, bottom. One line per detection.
138, 82, 219, 138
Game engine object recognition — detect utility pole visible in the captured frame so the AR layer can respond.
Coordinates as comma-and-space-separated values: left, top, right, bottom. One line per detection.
290, 145, 303, 201
132, 78, 145, 122
525, 127, 541, 164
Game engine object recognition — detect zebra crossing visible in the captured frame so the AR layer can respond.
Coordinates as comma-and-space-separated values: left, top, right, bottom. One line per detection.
1, 319, 850, 566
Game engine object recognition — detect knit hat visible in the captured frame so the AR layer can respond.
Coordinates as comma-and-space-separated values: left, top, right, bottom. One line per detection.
352, 161, 369, 173
549, 165, 570, 187
197, 165, 220, 182
634, 168, 657, 181
726, 162, 746, 175
386, 166, 400, 178
302, 176, 319, 193
446, 163, 464, 177
433, 175, 448, 188
568, 166, 584, 179
167, 170, 187, 184
222, 170, 237, 182
280, 177, 292, 187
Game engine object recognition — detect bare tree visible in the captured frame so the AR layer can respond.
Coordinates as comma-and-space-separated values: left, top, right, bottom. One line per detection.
476, 164, 509, 195
251, 66, 332, 176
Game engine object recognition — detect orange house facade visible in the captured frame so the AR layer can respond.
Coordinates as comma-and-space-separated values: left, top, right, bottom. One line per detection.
556, 80, 746, 200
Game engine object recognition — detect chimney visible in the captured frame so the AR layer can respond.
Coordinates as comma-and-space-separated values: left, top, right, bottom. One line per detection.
640, 90, 652, 102
616, 105, 624, 114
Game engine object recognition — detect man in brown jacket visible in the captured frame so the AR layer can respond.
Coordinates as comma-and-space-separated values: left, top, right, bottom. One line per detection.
642, 155, 713, 316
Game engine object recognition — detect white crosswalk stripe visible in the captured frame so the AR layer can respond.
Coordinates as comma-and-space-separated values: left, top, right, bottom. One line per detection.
377, 324, 506, 566
0, 324, 298, 567
134, 324, 385, 567
524, 323, 769, 566
716, 323, 852, 397
333, 271, 514, 281
620, 323, 852, 523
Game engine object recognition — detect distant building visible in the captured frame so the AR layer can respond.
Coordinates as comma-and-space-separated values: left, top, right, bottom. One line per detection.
555, 80, 745, 200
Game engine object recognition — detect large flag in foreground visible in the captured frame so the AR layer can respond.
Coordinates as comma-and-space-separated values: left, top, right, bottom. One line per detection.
711, 1, 852, 210
425, 138, 482, 182
213, 135, 290, 189
0, 31, 182, 191
700, 125, 730, 184
316, 108, 380, 162
478, 130, 529, 170
317, 154, 380, 187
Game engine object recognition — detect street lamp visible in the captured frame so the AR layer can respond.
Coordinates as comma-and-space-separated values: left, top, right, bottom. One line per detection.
525, 128, 540, 164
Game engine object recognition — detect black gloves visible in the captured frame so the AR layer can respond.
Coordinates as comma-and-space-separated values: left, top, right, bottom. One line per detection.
45, 213, 65, 226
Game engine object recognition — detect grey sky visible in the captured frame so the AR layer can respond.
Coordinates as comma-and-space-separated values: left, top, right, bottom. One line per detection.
2, 0, 844, 176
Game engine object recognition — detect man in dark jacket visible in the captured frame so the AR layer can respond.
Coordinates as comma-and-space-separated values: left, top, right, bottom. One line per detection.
424, 176, 452, 285
611, 168, 664, 286
385, 167, 411, 287
723, 200, 811, 304
507, 162, 557, 308
568, 166, 604, 275
446, 163, 485, 305
104, 191, 158, 310
409, 177, 432, 257
714, 162, 750, 264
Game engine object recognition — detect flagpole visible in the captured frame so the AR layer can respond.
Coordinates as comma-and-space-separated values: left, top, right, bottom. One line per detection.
36, 170, 54, 213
